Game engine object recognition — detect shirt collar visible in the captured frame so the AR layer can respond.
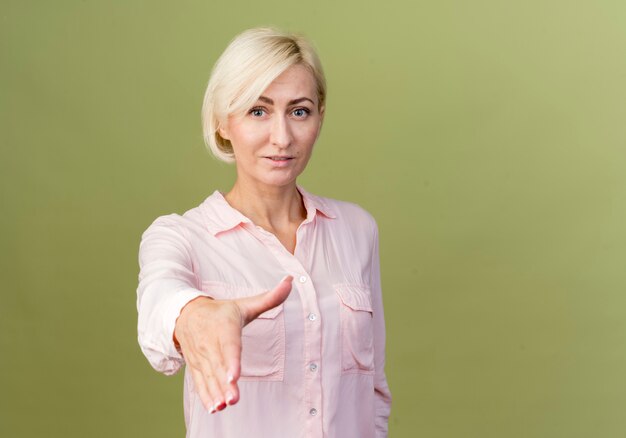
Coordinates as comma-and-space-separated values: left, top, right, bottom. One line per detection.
200, 185, 337, 236
297, 185, 337, 221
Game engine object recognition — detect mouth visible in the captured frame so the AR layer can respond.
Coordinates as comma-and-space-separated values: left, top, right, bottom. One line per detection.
264, 156, 294, 161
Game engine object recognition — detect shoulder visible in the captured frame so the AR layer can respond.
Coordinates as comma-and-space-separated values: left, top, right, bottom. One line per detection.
329, 197, 377, 225
140, 199, 208, 239
306, 190, 379, 238
306, 191, 380, 270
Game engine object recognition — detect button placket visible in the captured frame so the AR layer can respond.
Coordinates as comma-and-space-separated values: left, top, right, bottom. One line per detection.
297, 271, 322, 434
262, 229, 322, 433
248, 218, 323, 434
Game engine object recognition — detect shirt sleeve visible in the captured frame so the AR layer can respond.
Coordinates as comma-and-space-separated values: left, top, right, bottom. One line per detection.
136, 215, 210, 375
370, 221, 392, 437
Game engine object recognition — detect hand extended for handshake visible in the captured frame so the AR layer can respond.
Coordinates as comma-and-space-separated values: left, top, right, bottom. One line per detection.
173, 275, 293, 413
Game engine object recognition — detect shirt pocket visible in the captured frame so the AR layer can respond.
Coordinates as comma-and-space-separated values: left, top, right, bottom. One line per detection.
201, 281, 285, 381
334, 284, 375, 374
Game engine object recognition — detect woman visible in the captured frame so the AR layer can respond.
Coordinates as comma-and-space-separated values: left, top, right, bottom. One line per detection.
137, 27, 391, 437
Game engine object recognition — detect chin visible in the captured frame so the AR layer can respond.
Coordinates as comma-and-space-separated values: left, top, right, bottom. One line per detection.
256, 171, 300, 188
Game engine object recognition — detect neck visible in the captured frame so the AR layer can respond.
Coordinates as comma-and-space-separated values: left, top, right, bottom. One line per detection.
224, 179, 306, 229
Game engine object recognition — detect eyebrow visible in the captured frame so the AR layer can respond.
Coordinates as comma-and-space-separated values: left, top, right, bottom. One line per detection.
258, 96, 315, 106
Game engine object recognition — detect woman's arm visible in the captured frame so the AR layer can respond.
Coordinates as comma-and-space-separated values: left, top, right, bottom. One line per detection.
137, 215, 293, 412
370, 222, 392, 437
137, 216, 207, 375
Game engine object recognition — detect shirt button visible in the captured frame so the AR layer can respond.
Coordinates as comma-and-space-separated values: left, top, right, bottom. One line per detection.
308, 313, 317, 321
299, 275, 307, 283
309, 408, 317, 416
309, 363, 318, 372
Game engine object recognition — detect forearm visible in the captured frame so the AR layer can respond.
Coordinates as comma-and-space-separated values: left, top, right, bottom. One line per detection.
370, 221, 392, 436
137, 216, 206, 375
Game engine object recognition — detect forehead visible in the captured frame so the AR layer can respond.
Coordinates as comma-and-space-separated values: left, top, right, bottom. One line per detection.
260, 64, 317, 102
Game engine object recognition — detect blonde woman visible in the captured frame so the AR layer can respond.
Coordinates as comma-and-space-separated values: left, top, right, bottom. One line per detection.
137, 27, 392, 437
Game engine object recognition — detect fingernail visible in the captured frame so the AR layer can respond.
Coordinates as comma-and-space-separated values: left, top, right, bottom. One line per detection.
209, 405, 216, 414
227, 373, 234, 384
226, 391, 234, 405
281, 275, 292, 282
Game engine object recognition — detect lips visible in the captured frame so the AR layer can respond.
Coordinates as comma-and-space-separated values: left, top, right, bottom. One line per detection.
263, 155, 295, 168
265, 156, 294, 161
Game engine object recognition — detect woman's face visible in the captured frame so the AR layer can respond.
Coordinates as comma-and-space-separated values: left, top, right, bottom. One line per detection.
219, 64, 324, 190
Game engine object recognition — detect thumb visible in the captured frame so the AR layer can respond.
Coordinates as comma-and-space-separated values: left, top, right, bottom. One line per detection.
237, 275, 293, 326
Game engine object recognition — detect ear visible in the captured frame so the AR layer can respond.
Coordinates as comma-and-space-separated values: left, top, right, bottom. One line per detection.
314, 105, 325, 142
217, 122, 230, 141
318, 105, 325, 128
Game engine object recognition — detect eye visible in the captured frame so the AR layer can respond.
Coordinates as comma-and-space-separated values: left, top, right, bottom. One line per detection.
249, 107, 266, 117
292, 107, 311, 118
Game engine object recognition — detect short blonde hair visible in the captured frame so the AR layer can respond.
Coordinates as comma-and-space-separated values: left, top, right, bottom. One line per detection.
201, 27, 327, 163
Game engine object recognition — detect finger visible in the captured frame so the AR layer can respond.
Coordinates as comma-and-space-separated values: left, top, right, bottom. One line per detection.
184, 337, 225, 412
190, 366, 214, 412
238, 275, 293, 325
205, 373, 226, 413
219, 326, 243, 405
205, 337, 233, 410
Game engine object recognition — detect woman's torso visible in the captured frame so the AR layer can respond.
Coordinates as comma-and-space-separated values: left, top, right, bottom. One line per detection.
177, 188, 379, 438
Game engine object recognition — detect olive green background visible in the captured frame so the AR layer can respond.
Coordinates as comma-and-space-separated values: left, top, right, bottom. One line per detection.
2, 1, 625, 437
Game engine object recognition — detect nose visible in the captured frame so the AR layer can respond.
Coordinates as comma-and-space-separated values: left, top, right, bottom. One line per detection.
269, 114, 293, 149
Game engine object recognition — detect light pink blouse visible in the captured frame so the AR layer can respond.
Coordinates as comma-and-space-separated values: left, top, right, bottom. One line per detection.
137, 187, 391, 437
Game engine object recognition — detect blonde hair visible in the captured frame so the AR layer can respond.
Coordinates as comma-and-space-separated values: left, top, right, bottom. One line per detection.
201, 27, 327, 163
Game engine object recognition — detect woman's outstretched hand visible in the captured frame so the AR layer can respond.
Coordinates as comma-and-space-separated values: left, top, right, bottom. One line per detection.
173, 276, 293, 413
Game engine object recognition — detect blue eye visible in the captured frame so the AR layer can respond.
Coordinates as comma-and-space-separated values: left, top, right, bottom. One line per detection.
293, 108, 310, 117
250, 107, 265, 117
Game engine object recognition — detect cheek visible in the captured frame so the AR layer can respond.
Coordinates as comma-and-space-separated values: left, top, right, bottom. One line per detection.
231, 127, 267, 153
297, 126, 321, 150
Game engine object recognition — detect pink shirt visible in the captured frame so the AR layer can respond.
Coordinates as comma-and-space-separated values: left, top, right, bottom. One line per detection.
137, 187, 392, 437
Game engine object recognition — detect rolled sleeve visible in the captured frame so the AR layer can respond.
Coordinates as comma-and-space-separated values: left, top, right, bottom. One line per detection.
370, 222, 392, 437
136, 216, 210, 375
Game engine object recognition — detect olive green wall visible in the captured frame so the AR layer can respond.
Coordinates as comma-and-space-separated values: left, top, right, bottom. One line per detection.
2, 1, 625, 437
